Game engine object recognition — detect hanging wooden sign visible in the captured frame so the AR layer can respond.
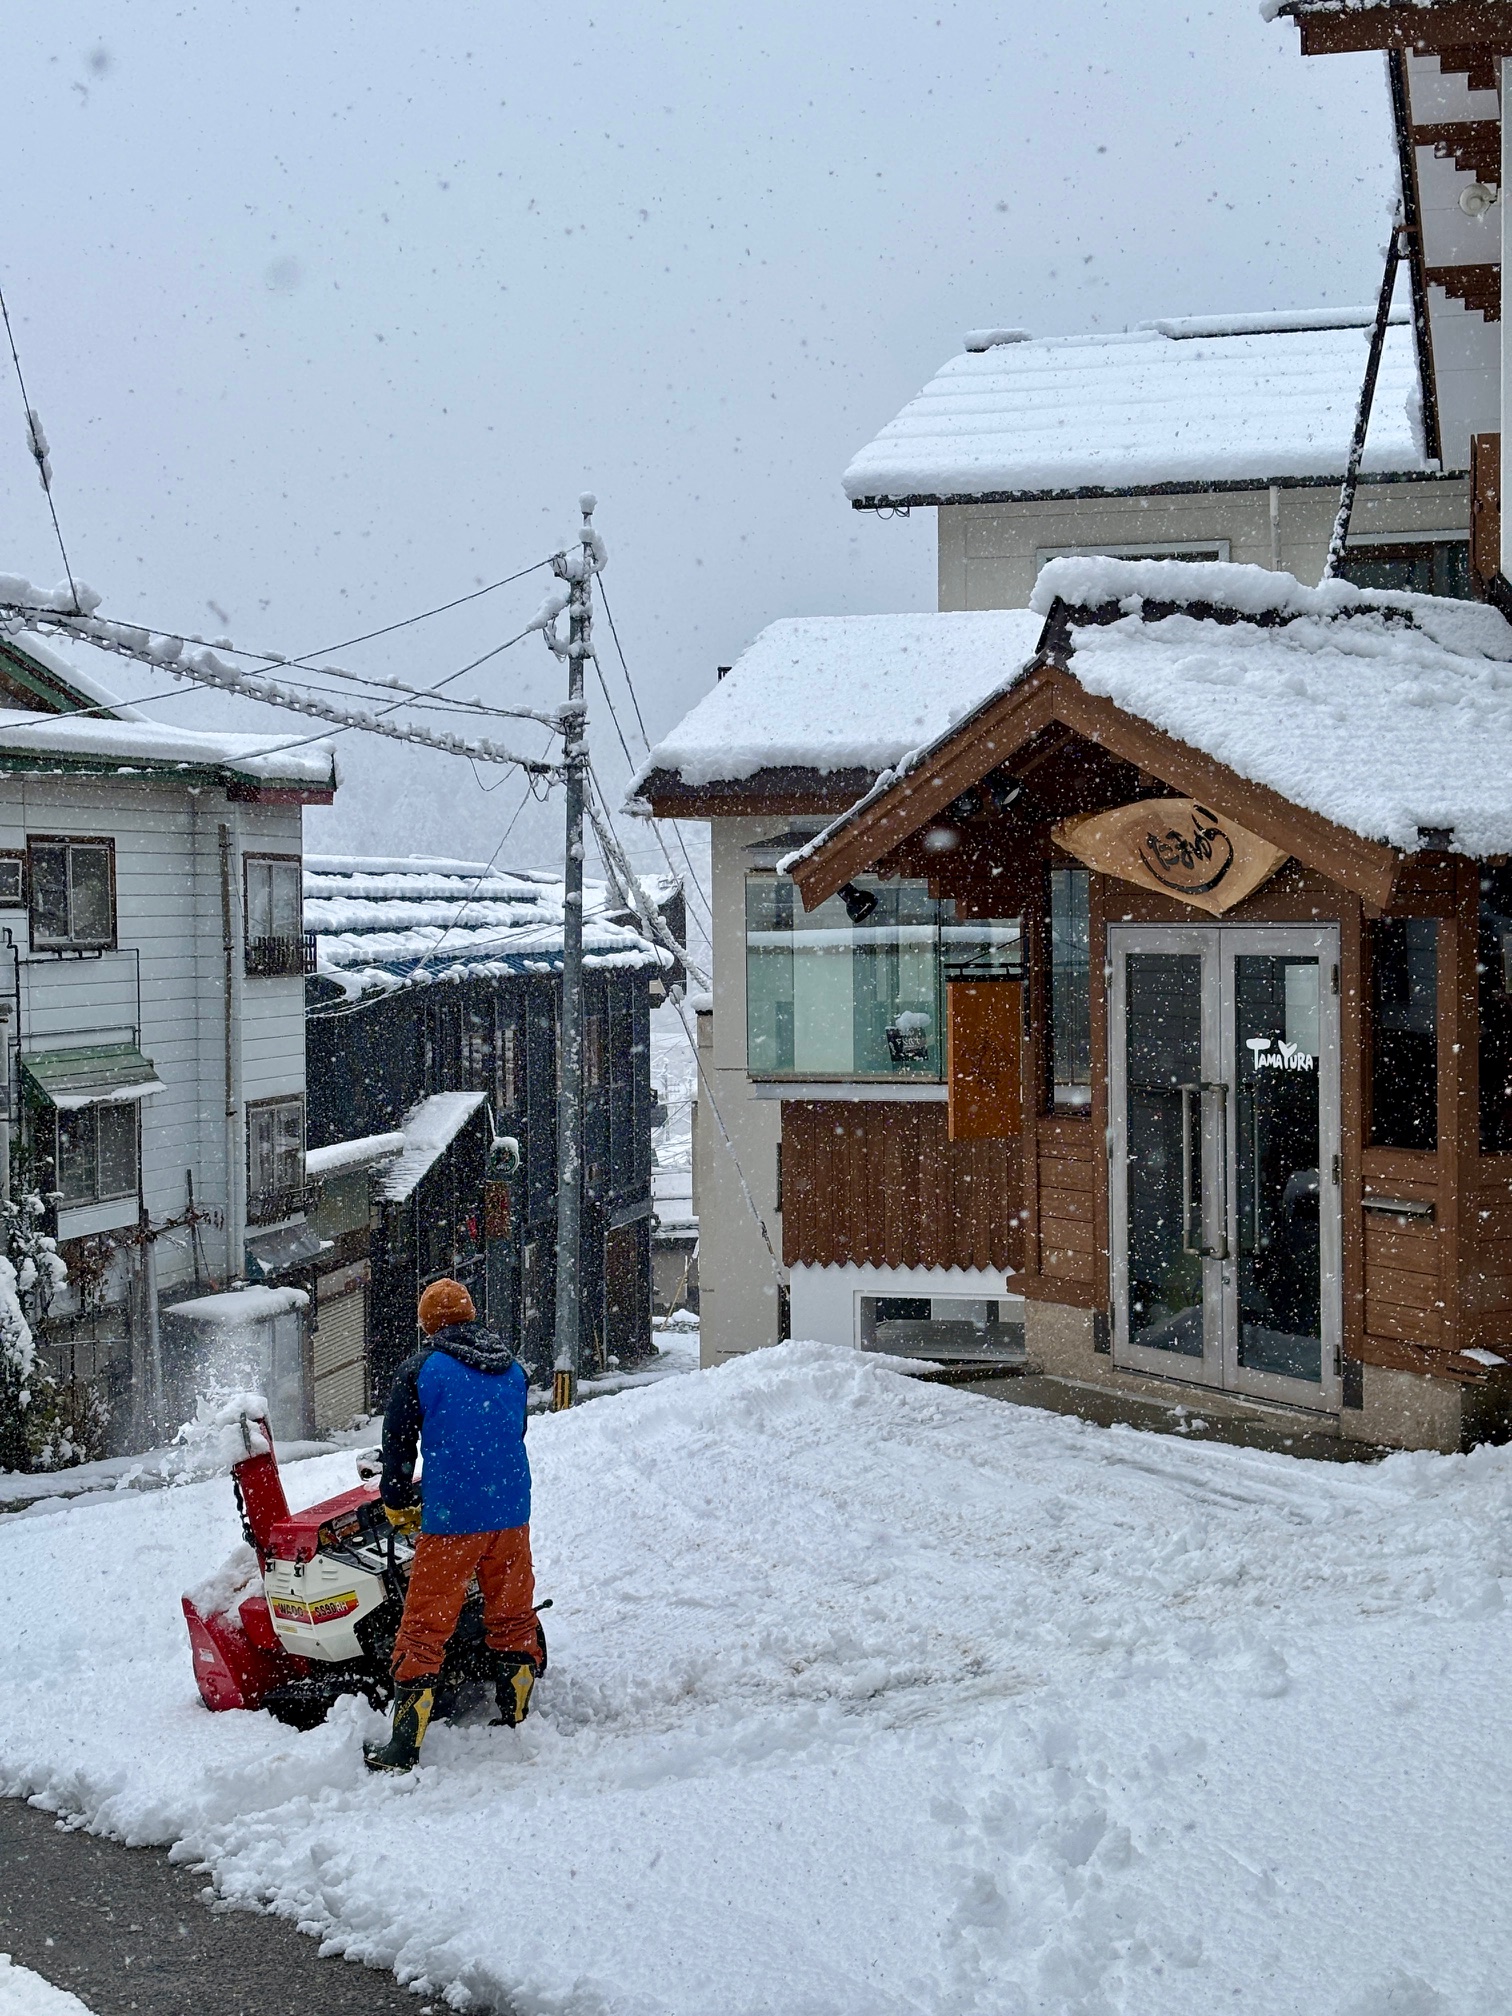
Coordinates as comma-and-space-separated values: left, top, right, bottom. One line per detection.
1053, 798, 1287, 916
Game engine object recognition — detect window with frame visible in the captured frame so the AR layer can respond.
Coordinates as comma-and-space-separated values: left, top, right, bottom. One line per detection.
1047, 865, 1092, 1111
1478, 868, 1512, 1151
54, 1100, 138, 1206
244, 855, 309, 976
247, 1096, 307, 1222
1368, 918, 1438, 1151
585, 1013, 604, 1089
745, 875, 1019, 1082
497, 1021, 518, 1112
1337, 539, 1471, 602
29, 838, 114, 950
0, 852, 24, 908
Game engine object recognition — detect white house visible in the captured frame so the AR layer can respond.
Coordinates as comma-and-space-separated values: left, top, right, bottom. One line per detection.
0, 631, 335, 1450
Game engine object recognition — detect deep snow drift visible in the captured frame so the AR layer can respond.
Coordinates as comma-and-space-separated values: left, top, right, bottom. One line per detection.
2, 1343, 1509, 2016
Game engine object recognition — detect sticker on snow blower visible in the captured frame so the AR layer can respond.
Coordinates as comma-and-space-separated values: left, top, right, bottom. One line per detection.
271, 1590, 360, 1627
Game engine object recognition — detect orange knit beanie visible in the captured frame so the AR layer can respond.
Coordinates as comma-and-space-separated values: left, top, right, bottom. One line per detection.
418, 1278, 476, 1335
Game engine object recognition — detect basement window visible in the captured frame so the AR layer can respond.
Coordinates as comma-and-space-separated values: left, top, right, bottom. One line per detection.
1368, 918, 1438, 1151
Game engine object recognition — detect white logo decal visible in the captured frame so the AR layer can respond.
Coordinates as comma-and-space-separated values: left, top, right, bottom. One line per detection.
1246, 1036, 1314, 1073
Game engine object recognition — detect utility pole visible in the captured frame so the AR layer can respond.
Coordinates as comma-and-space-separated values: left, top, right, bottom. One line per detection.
552, 494, 596, 1410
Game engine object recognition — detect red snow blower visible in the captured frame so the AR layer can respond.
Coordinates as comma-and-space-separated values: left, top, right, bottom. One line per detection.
183, 1412, 545, 1730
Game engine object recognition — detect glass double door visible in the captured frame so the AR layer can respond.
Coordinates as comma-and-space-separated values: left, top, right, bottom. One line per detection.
1108, 924, 1341, 1412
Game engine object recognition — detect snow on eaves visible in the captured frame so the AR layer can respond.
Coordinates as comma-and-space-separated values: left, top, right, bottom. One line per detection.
785, 560, 1512, 873
376, 1092, 489, 1203
303, 1131, 406, 1180
0, 708, 336, 784
632, 609, 1047, 791
2, 628, 144, 721
842, 316, 1431, 503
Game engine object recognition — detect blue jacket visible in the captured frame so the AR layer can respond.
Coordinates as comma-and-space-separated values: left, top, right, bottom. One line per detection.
380, 1322, 530, 1536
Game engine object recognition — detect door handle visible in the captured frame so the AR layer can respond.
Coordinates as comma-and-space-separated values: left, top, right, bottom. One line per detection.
1179, 1081, 1230, 1260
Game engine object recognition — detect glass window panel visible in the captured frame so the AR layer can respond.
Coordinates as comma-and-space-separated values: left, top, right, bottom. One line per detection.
273, 1101, 304, 1187
1049, 867, 1091, 1110
96, 1102, 138, 1199
1369, 919, 1437, 1150
1124, 952, 1204, 1356
940, 913, 1022, 981
745, 876, 946, 1080
1479, 867, 1512, 1152
248, 1105, 276, 1193
68, 845, 113, 944
269, 860, 301, 939
246, 859, 272, 942
1235, 955, 1322, 1383
55, 1107, 96, 1204
29, 843, 69, 945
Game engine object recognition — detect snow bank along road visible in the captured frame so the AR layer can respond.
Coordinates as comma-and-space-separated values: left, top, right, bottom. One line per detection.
2, 1342, 1509, 2016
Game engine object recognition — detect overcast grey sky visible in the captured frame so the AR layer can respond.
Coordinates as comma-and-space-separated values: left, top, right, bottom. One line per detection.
0, 1, 1395, 874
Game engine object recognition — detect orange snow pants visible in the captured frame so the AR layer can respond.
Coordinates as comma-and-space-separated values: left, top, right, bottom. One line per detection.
392, 1524, 537, 1682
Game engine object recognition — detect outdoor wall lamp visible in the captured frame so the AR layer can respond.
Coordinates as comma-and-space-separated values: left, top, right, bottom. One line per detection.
839, 882, 879, 924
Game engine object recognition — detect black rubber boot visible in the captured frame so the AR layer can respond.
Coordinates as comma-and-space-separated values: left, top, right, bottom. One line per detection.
363, 1675, 439, 1773
491, 1650, 541, 1728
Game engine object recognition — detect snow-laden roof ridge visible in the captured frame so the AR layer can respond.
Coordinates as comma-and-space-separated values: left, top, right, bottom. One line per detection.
0, 707, 336, 783
633, 607, 1047, 793
304, 852, 560, 883
784, 562, 1512, 874
843, 317, 1433, 504
2, 627, 144, 722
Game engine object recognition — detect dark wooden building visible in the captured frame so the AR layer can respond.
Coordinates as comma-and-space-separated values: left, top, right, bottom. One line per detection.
789, 560, 1512, 1453
301, 855, 673, 1404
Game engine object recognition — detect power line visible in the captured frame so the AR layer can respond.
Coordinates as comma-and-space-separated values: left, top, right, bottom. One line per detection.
0, 600, 565, 760
302, 560, 554, 659
0, 280, 80, 613
595, 575, 713, 938
8, 559, 558, 681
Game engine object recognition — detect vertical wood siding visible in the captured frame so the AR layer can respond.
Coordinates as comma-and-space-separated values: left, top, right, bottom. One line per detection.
780, 1100, 1022, 1272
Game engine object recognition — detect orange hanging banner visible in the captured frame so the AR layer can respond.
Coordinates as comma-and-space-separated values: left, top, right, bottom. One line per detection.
1053, 798, 1287, 917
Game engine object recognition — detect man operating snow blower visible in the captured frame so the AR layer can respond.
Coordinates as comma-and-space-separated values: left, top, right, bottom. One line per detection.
365, 1277, 543, 1773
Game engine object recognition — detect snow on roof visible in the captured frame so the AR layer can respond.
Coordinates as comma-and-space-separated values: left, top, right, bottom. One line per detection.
792, 560, 1512, 870
842, 313, 1431, 504
633, 610, 1047, 791
167, 1285, 310, 1325
303, 1130, 407, 1180
3, 629, 143, 720
306, 854, 670, 1002
0, 708, 336, 784
376, 1092, 489, 1203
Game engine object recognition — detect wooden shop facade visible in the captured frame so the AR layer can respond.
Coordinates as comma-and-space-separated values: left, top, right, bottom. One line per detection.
786, 564, 1512, 1452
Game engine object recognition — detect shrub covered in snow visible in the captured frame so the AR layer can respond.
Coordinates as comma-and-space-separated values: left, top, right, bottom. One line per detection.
0, 1184, 99, 1474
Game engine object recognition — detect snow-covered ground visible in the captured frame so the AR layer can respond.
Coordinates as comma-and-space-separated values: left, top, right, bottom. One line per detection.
0, 1957, 91, 2016
3, 1341, 1510, 2015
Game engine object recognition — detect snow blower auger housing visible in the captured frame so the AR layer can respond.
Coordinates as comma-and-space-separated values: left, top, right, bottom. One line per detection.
182, 1411, 534, 1730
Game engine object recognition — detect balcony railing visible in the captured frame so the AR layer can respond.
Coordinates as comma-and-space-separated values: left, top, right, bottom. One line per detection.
245, 931, 318, 978
247, 1181, 321, 1227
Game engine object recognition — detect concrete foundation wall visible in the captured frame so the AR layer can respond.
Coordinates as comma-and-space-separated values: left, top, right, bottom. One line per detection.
937, 477, 1472, 612
1025, 1298, 1512, 1453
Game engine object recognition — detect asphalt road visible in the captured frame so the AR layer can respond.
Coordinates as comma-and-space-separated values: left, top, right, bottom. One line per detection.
0, 1796, 507, 2015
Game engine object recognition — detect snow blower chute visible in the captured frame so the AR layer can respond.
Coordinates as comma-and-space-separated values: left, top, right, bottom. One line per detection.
182, 1411, 543, 1729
